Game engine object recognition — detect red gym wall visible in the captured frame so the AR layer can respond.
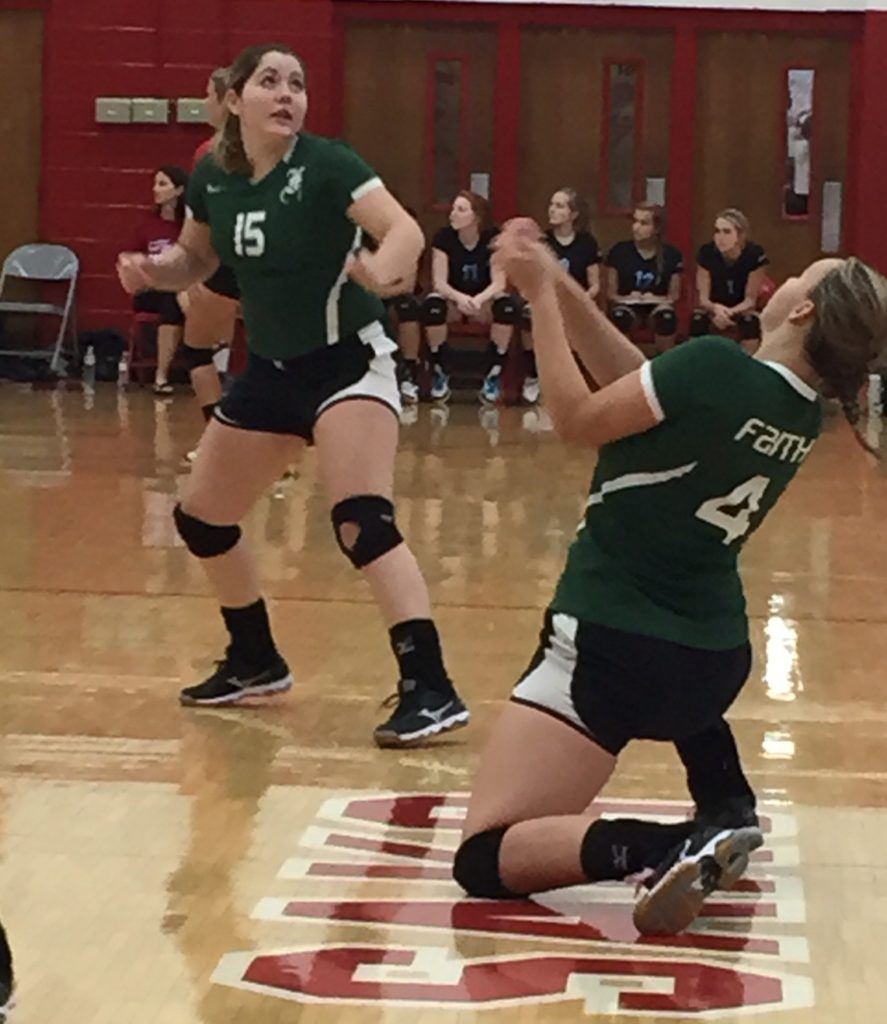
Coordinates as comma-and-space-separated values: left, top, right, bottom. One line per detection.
3, 0, 887, 330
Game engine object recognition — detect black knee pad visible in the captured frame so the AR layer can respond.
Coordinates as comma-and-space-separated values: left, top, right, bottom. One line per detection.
492, 293, 519, 326
610, 305, 635, 334
690, 309, 711, 337
173, 503, 241, 559
652, 306, 678, 337
390, 293, 420, 324
331, 495, 403, 569
737, 312, 761, 341
420, 294, 448, 327
453, 827, 522, 898
181, 343, 216, 372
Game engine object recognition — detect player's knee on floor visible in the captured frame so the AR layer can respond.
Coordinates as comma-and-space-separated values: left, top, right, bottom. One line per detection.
453, 827, 523, 898
652, 306, 678, 338
331, 495, 403, 569
492, 293, 520, 326
181, 343, 216, 372
173, 503, 241, 558
390, 293, 421, 323
690, 309, 710, 337
737, 312, 761, 341
610, 305, 636, 335
420, 294, 448, 327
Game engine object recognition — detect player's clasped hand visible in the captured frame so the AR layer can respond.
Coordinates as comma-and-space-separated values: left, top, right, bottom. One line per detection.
345, 249, 405, 298
493, 217, 557, 301
117, 252, 158, 295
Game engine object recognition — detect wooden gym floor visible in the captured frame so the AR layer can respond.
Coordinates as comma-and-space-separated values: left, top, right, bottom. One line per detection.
0, 379, 885, 1022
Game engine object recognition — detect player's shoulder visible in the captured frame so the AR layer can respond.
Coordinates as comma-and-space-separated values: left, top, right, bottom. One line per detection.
300, 132, 363, 166
607, 239, 632, 259
432, 225, 456, 248
744, 241, 769, 264
664, 242, 684, 262
697, 240, 717, 261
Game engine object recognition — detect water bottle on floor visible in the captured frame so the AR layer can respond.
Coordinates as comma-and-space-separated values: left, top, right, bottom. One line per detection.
83, 345, 96, 386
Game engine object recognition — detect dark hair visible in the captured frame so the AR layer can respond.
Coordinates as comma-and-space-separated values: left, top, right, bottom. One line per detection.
454, 190, 491, 231
209, 66, 230, 101
552, 187, 590, 234
154, 165, 189, 222
215, 43, 306, 175
634, 202, 668, 278
805, 257, 887, 452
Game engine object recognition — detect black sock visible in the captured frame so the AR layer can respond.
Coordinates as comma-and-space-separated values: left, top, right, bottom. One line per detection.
525, 350, 537, 376
389, 618, 450, 691
431, 342, 451, 373
487, 344, 507, 374
221, 599, 279, 670
402, 358, 418, 380
580, 818, 696, 881
201, 403, 216, 422
676, 720, 757, 821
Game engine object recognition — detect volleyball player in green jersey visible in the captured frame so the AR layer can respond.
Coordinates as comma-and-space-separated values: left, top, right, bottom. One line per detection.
117, 43, 468, 747
453, 218, 887, 934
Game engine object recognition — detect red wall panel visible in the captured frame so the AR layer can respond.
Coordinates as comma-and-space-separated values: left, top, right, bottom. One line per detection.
40, 0, 336, 330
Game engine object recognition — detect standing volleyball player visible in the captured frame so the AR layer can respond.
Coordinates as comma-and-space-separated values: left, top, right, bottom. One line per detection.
453, 220, 887, 934
117, 43, 468, 747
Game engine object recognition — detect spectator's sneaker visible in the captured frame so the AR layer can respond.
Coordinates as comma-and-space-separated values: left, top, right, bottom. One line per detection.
400, 367, 419, 405
152, 381, 174, 396
399, 404, 419, 427
521, 374, 541, 405
633, 826, 764, 935
373, 679, 470, 748
479, 368, 502, 405
429, 366, 451, 402
179, 653, 293, 706
0, 920, 13, 1024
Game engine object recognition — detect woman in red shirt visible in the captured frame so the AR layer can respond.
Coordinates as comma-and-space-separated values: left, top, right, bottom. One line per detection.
130, 165, 189, 394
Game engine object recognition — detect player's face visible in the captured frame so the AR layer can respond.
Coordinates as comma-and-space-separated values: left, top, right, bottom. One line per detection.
760, 258, 844, 334
632, 210, 655, 243
234, 52, 307, 141
204, 77, 225, 129
548, 192, 574, 228
450, 197, 477, 231
714, 218, 740, 254
153, 172, 181, 207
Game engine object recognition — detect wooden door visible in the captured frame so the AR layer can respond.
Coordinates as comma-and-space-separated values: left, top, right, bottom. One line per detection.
518, 28, 674, 256
0, 10, 43, 267
694, 33, 851, 281
343, 21, 496, 243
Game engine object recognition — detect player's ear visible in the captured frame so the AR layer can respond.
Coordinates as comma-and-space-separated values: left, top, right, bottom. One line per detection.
787, 297, 816, 327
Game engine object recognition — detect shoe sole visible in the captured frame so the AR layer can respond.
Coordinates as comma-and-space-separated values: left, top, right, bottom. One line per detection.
633, 827, 763, 936
179, 675, 293, 707
373, 709, 470, 749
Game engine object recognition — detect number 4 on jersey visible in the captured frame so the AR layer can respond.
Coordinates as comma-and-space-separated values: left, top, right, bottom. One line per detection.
695, 475, 771, 545
234, 211, 266, 257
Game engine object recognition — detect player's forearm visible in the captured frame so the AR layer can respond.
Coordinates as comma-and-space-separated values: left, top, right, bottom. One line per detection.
370, 218, 424, 292
147, 243, 218, 291
555, 271, 646, 386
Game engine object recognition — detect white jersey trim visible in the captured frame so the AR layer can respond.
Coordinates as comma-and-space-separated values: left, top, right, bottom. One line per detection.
325, 225, 363, 344
762, 361, 818, 402
351, 176, 384, 203
587, 461, 698, 507
640, 360, 666, 423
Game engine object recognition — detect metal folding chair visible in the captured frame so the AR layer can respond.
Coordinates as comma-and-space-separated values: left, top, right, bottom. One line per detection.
0, 243, 79, 372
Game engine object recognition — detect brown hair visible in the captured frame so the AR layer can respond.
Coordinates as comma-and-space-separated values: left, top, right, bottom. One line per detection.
209, 66, 230, 102
214, 43, 305, 175
634, 202, 668, 277
454, 190, 491, 231
805, 257, 887, 450
554, 187, 590, 234
716, 208, 751, 244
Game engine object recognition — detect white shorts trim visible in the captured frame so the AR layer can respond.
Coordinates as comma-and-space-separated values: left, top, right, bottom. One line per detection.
511, 612, 587, 734
316, 321, 402, 418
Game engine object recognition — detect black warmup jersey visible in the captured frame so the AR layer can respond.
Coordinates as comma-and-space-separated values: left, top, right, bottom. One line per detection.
698, 242, 769, 306
432, 226, 499, 296
606, 241, 684, 297
544, 229, 601, 287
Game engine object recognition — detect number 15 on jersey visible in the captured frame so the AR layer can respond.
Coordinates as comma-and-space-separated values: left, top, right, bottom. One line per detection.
234, 211, 267, 257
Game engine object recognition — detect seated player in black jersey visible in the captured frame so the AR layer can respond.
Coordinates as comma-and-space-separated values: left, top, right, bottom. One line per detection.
421, 192, 511, 404
692, 208, 770, 352
605, 204, 683, 356
517, 188, 601, 405
453, 216, 887, 936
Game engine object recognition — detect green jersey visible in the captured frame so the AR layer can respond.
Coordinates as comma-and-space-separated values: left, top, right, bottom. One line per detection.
552, 337, 823, 649
186, 133, 387, 360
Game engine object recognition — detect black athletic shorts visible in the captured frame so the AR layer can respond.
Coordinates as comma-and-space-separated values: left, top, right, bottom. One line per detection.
204, 264, 240, 300
511, 609, 752, 755
213, 321, 400, 442
133, 289, 184, 326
